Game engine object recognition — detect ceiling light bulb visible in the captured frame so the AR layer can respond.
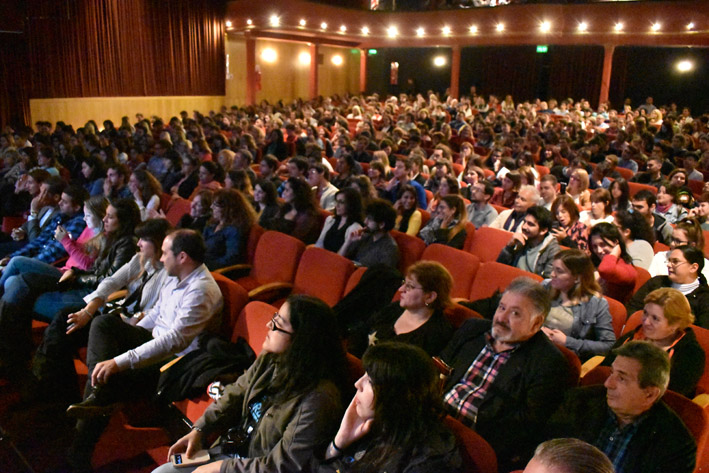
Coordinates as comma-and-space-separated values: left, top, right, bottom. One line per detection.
614, 22, 623, 32
225, 20, 232, 28
361, 26, 369, 35
269, 15, 280, 27
686, 22, 695, 30
578, 22, 588, 32
469, 25, 478, 34
416, 27, 425, 37
387, 26, 398, 37
340, 25, 347, 32
321, 22, 328, 30
434, 56, 446, 67
332, 55, 343, 66
496, 23, 505, 32
677, 60, 693, 72
299, 19, 306, 27
442, 26, 451, 36
246, 19, 253, 26
540, 21, 551, 33
651, 22, 661, 32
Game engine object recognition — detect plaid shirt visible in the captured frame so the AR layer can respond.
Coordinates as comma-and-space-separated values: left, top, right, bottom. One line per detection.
443, 332, 517, 428
596, 407, 649, 473
11, 212, 86, 264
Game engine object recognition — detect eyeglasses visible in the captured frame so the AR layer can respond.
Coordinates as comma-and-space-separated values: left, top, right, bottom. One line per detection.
670, 237, 689, 246
270, 313, 294, 335
401, 279, 423, 291
666, 258, 688, 268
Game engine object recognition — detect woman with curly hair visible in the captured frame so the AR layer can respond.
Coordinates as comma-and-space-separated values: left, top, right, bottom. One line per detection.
203, 189, 256, 270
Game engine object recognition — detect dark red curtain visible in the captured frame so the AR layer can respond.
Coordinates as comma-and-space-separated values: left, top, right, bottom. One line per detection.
27, 0, 226, 98
0, 33, 31, 129
460, 46, 540, 102
548, 46, 604, 108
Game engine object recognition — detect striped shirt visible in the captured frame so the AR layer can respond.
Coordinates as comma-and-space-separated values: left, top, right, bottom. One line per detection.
596, 408, 649, 473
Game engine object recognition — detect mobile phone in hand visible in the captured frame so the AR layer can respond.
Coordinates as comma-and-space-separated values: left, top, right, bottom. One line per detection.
171, 450, 210, 468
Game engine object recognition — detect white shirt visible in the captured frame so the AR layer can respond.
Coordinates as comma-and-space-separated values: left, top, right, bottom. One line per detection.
114, 264, 223, 370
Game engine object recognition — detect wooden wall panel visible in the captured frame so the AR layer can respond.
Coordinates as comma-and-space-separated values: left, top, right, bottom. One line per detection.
29, 96, 225, 130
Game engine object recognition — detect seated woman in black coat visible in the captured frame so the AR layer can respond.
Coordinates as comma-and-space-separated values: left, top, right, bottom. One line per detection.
626, 245, 709, 328
418, 195, 467, 250
177, 189, 213, 234
602, 287, 705, 398
314, 342, 461, 473
203, 189, 256, 270
350, 261, 455, 358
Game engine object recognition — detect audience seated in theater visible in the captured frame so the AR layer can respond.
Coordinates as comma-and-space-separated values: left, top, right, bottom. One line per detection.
627, 246, 709, 328
314, 342, 462, 473
29, 218, 171, 404
546, 341, 696, 473
266, 177, 320, 245
224, 169, 254, 204
315, 187, 363, 255
550, 195, 589, 252
129, 169, 162, 221
589, 223, 637, 304
497, 205, 560, 279
341, 199, 399, 269
252, 179, 281, 229
440, 278, 573, 472
64, 229, 222, 471
609, 178, 632, 213
393, 184, 423, 236
153, 294, 345, 473
537, 174, 558, 211
103, 163, 133, 200
491, 170, 521, 209
419, 195, 468, 250
349, 261, 455, 358
541, 249, 616, 361
524, 438, 615, 473
79, 155, 105, 197
384, 156, 428, 210
188, 161, 223, 201
649, 218, 709, 280
203, 189, 256, 270
655, 180, 688, 224
489, 185, 539, 232
331, 153, 359, 190
0, 197, 138, 380
602, 288, 704, 398
170, 154, 199, 200
614, 210, 656, 271
177, 189, 212, 234
308, 163, 339, 212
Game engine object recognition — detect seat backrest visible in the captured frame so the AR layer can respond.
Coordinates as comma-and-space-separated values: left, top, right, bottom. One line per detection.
292, 247, 355, 306
444, 304, 482, 329
662, 390, 709, 450
250, 231, 305, 286
604, 295, 628, 338
160, 192, 172, 212
632, 267, 652, 295
653, 241, 670, 254
245, 224, 265, 266
211, 272, 250, 337
580, 365, 611, 387
621, 310, 643, 336
231, 301, 276, 354
555, 343, 581, 387
343, 266, 367, 297
468, 262, 543, 302
689, 324, 709, 396
165, 198, 192, 227
421, 244, 480, 299
420, 208, 431, 227
462, 221, 476, 253
391, 230, 426, 273
628, 181, 658, 198
466, 226, 513, 263
615, 166, 634, 181
443, 416, 498, 473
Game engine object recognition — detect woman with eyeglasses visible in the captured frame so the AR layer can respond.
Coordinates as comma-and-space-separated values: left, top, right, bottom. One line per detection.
601, 288, 705, 398
566, 169, 591, 210
348, 261, 454, 358
313, 342, 461, 473
648, 218, 709, 280
203, 189, 256, 271
627, 245, 709, 329
154, 295, 347, 473
315, 188, 363, 254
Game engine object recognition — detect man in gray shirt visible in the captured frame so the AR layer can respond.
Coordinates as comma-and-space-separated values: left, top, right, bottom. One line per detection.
466, 180, 498, 229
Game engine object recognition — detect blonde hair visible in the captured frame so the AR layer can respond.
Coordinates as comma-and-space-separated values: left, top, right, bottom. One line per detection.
643, 287, 694, 329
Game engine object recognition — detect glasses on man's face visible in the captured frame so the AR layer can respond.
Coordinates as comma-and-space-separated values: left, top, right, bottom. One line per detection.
666, 258, 688, 268
270, 313, 294, 335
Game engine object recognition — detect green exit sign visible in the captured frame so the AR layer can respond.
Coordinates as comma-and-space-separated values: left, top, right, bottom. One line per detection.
536, 45, 548, 53
368, 49, 378, 55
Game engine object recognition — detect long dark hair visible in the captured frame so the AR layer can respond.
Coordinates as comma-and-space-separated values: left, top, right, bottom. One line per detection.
99, 198, 141, 260
282, 177, 316, 215
610, 177, 630, 211
396, 184, 418, 233
589, 222, 633, 266
615, 210, 655, 245
675, 245, 707, 286
352, 342, 443, 473
269, 295, 347, 404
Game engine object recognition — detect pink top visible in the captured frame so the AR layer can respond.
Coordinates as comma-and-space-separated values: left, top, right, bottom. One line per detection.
61, 226, 98, 271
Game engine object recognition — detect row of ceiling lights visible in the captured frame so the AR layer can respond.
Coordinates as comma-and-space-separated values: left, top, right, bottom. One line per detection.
225, 16, 698, 36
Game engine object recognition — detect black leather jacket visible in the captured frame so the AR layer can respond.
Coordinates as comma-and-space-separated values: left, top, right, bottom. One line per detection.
73, 235, 137, 288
